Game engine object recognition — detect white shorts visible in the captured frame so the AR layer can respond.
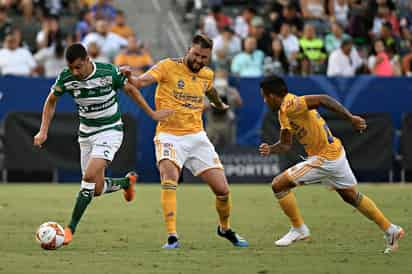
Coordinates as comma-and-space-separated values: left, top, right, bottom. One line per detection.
286, 150, 357, 189
78, 130, 123, 174
153, 131, 223, 176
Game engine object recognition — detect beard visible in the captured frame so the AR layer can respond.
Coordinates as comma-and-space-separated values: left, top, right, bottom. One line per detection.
186, 58, 204, 73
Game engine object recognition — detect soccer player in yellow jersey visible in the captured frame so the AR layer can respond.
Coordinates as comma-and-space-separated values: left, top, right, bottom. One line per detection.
123, 34, 248, 248
259, 75, 404, 254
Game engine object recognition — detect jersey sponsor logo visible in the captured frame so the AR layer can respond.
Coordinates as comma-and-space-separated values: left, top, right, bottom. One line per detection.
64, 76, 113, 90
177, 79, 185, 89
77, 96, 117, 113
173, 90, 203, 103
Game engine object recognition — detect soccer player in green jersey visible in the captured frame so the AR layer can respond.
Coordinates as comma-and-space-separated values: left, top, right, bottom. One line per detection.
33, 43, 172, 245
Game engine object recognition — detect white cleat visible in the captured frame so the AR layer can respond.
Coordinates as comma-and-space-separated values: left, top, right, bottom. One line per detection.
275, 226, 311, 247
383, 225, 404, 254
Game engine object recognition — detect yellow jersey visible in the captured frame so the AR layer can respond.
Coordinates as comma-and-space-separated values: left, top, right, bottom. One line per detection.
147, 58, 214, 135
279, 93, 343, 160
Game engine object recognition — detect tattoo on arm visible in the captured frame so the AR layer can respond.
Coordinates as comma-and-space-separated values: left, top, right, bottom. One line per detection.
320, 95, 352, 120
205, 87, 223, 106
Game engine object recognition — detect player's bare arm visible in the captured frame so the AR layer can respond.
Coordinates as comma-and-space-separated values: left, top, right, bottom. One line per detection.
205, 87, 229, 110
304, 95, 367, 131
120, 67, 157, 89
123, 82, 173, 121
33, 91, 59, 148
259, 129, 293, 156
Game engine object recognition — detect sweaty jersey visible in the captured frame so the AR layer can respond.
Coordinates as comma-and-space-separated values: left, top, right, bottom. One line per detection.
147, 58, 214, 135
52, 62, 127, 138
279, 93, 343, 160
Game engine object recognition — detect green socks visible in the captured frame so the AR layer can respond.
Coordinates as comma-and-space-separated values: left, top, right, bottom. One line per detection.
68, 186, 93, 233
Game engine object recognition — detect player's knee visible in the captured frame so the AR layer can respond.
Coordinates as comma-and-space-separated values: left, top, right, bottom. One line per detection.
338, 189, 363, 207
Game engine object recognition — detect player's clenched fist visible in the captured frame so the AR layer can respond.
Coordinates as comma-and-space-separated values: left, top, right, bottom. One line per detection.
350, 115, 367, 132
259, 143, 271, 156
33, 131, 47, 148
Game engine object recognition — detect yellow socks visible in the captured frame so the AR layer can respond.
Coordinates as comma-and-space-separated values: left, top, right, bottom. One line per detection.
278, 191, 304, 228
216, 193, 231, 230
161, 180, 178, 235
357, 195, 391, 231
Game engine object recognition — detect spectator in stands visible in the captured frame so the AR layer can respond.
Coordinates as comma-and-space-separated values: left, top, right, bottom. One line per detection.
401, 49, 412, 76
0, 5, 12, 43
34, 34, 65, 77
212, 26, 241, 68
212, 4, 232, 32
279, 23, 300, 64
371, 4, 399, 37
299, 24, 327, 73
36, 14, 61, 49
249, 16, 273, 56
324, 22, 351, 53
91, 0, 116, 21
263, 38, 290, 76
327, 38, 363, 76
76, 9, 94, 42
0, 28, 36, 76
347, 2, 373, 46
231, 36, 264, 77
87, 41, 109, 63
110, 10, 134, 39
1, 0, 32, 22
205, 69, 242, 147
34, 0, 63, 17
114, 35, 153, 76
380, 22, 400, 55
203, 6, 219, 39
368, 39, 394, 76
299, 55, 312, 76
399, 1, 412, 32
234, 6, 256, 39
271, 3, 304, 35
328, 0, 349, 27
300, 0, 328, 34
83, 18, 127, 61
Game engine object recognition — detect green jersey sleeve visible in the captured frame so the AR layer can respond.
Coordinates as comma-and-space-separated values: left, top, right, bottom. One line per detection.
51, 70, 68, 96
111, 65, 128, 90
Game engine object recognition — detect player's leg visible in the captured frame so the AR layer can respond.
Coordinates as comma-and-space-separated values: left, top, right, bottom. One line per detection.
154, 133, 185, 248
336, 187, 404, 253
271, 171, 311, 246
199, 168, 248, 247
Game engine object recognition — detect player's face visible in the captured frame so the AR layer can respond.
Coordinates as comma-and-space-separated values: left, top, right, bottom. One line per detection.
186, 44, 211, 73
261, 89, 282, 111
68, 57, 91, 80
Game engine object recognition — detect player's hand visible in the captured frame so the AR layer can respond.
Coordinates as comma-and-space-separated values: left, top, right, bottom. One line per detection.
151, 109, 174, 121
119, 66, 132, 78
210, 102, 229, 111
33, 131, 47, 148
351, 115, 367, 132
259, 143, 271, 156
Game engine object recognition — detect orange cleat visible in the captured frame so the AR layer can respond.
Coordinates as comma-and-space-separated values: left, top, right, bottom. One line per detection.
63, 227, 73, 245
123, 171, 138, 202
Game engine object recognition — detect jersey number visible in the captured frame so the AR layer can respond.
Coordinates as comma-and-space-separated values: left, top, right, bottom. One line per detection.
323, 124, 334, 144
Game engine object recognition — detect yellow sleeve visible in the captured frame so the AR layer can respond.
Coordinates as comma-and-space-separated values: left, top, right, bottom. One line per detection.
284, 96, 308, 118
278, 110, 291, 130
206, 69, 214, 90
147, 59, 169, 82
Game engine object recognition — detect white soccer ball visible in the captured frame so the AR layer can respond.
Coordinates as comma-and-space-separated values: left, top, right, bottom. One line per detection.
35, 222, 65, 250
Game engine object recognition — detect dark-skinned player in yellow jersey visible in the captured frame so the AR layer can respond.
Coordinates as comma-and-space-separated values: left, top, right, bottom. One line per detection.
259, 75, 404, 254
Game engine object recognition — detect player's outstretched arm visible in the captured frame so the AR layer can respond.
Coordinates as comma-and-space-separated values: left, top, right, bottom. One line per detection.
33, 91, 59, 148
304, 95, 367, 131
120, 67, 157, 89
205, 87, 229, 110
123, 82, 173, 121
259, 129, 292, 156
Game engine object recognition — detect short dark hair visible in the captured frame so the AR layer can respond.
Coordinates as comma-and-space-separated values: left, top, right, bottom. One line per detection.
65, 43, 88, 63
192, 34, 213, 49
260, 75, 288, 97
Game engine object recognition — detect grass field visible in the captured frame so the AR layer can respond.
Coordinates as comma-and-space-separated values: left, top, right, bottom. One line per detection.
0, 183, 410, 274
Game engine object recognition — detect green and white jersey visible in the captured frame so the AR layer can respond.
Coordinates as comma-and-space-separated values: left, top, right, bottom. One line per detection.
51, 62, 127, 138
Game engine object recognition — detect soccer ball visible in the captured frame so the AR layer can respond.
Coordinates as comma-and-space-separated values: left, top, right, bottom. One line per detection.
35, 222, 65, 250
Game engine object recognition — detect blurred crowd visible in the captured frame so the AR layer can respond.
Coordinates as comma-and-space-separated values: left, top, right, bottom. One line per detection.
0, 0, 153, 77
185, 0, 412, 77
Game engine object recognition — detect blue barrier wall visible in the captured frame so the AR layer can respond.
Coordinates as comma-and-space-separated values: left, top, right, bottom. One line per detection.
1, 76, 411, 181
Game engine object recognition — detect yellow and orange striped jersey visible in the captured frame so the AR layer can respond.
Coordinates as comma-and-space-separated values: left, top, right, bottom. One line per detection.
147, 58, 214, 135
279, 93, 343, 160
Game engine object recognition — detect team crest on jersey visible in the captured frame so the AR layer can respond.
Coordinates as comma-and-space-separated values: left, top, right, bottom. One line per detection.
177, 80, 185, 89
73, 90, 81, 97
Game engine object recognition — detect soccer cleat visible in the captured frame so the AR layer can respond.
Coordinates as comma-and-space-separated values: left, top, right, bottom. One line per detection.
383, 225, 404, 254
217, 226, 249, 247
162, 235, 180, 249
275, 226, 311, 247
63, 227, 73, 245
123, 171, 138, 202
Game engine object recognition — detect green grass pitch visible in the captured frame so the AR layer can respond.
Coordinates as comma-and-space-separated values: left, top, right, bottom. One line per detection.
0, 183, 410, 274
